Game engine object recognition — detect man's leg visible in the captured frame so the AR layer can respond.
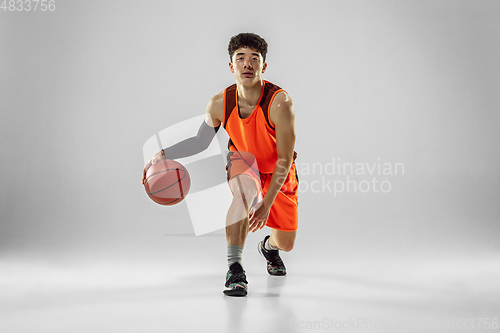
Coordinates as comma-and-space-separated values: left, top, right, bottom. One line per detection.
258, 229, 296, 276
269, 229, 297, 253
226, 174, 259, 246
223, 174, 258, 296
258, 161, 299, 275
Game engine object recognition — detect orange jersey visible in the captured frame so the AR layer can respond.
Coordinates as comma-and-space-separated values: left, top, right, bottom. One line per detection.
223, 80, 287, 174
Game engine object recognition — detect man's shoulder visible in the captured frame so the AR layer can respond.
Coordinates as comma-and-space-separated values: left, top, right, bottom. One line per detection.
208, 83, 238, 106
263, 81, 291, 103
272, 90, 292, 105
269, 88, 294, 127
209, 90, 224, 105
206, 90, 224, 122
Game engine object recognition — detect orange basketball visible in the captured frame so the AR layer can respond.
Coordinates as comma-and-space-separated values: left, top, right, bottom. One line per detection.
144, 159, 191, 205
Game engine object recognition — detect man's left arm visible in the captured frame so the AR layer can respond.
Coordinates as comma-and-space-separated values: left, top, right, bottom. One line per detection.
248, 92, 295, 232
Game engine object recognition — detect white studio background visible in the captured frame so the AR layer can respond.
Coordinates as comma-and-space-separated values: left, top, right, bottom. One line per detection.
1, 1, 499, 279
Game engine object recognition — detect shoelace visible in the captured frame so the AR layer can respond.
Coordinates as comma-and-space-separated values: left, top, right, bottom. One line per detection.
228, 271, 248, 285
265, 248, 284, 267
270, 255, 284, 267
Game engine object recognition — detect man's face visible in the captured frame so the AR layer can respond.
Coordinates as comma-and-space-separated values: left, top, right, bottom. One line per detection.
229, 47, 267, 84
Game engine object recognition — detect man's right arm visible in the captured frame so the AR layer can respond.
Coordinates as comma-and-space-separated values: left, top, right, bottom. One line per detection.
161, 121, 220, 159
142, 92, 224, 184
162, 92, 223, 159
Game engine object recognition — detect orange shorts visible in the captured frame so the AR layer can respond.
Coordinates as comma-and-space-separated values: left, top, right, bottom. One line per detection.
225, 148, 299, 232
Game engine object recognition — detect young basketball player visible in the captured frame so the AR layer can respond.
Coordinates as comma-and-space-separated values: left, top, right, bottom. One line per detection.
142, 33, 298, 297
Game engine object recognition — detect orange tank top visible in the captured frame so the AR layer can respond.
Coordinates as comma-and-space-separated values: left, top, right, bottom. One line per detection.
223, 80, 285, 174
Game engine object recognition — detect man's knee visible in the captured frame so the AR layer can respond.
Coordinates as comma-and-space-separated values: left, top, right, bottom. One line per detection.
272, 237, 295, 252
272, 230, 297, 252
230, 175, 258, 207
278, 242, 294, 252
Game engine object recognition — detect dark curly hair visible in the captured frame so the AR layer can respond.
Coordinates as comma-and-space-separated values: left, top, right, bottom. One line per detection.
228, 33, 268, 63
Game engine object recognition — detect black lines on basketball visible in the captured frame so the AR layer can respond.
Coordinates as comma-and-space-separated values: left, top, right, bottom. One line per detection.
143, 160, 191, 206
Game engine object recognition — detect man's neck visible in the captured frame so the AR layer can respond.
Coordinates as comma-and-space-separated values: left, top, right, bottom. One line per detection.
236, 79, 263, 107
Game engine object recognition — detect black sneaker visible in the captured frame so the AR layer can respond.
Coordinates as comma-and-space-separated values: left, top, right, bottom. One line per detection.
258, 235, 286, 276
223, 262, 248, 297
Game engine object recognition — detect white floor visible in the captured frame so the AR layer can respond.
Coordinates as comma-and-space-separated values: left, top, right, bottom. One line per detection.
1, 235, 499, 333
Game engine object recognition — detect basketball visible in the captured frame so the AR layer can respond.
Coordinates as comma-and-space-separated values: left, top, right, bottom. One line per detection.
144, 159, 191, 205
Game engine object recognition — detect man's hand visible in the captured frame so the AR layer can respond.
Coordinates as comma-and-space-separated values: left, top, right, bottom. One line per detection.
248, 200, 271, 232
141, 150, 164, 185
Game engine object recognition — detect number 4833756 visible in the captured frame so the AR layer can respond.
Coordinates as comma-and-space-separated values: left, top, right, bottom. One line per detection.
1, 0, 56, 11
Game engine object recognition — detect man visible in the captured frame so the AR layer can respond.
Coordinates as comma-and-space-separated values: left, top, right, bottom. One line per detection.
142, 33, 298, 297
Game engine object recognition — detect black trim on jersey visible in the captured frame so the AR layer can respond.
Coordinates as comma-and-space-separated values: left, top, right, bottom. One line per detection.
223, 84, 237, 130
259, 81, 282, 131
225, 151, 234, 182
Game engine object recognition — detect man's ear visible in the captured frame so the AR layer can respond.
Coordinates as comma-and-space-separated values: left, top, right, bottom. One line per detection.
229, 61, 235, 73
261, 62, 267, 73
